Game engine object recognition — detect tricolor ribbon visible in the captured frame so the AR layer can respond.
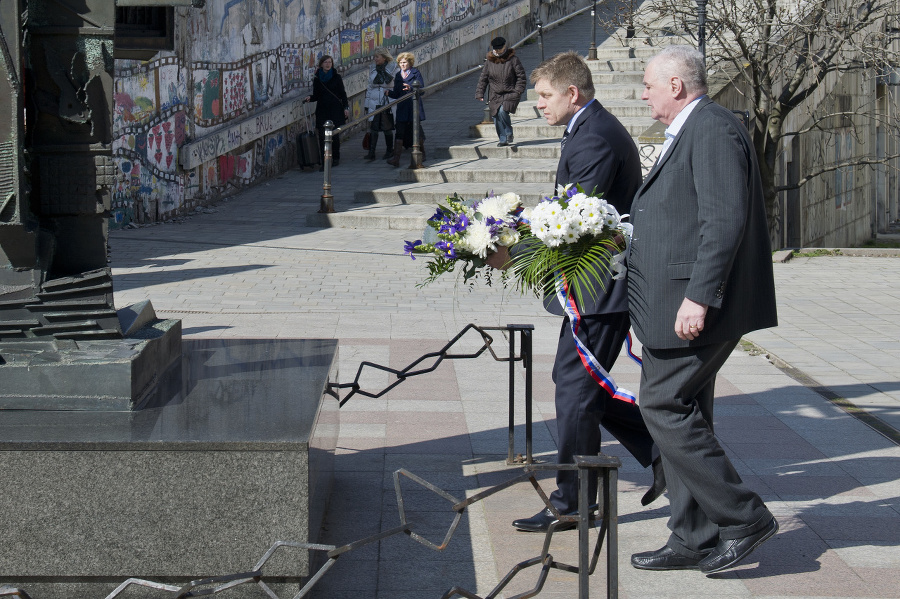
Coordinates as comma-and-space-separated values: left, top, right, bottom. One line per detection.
555, 273, 639, 404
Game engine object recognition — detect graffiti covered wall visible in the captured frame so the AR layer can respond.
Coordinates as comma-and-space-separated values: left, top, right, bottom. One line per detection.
111, 0, 538, 226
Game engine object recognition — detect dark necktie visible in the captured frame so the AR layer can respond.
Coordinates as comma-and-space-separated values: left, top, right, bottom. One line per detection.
561, 129, 569, 150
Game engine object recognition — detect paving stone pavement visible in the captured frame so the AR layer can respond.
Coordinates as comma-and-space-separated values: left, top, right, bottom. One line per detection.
107, 12, 900, 599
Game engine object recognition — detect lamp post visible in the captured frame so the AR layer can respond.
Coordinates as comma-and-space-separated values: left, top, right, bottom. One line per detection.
696, 0, 708, 65
588, 0, 598, 60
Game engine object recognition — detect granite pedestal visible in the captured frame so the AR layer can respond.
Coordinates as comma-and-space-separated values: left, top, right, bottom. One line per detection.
0, 338, 339, 599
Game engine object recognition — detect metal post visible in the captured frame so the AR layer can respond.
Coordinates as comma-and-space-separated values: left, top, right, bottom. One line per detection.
696, 0, 708, 65
319, 121, 335, 213
410, 80, 424, 169
587, 0, 598, 60
482, 83, 493, 124
578, 466, 590, 599
507, 327, 516, 465
523, 327, 533, 464
607, 467, 618, 599
537, 17, 544, 63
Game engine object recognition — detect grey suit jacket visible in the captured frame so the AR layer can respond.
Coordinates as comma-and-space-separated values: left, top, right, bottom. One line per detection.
627, 97, 777, 349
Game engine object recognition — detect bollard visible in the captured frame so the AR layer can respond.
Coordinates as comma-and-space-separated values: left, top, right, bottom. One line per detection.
319, 121, 335, 213
410, 80, 424, 169
588, 0, 598, 60
537, 17, 544, 63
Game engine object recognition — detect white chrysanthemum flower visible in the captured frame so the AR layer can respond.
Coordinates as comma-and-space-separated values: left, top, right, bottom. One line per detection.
478, 194, 520, 220
460, 221, 495, 258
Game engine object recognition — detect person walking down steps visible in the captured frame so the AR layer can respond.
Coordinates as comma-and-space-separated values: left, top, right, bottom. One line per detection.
364, 48, 399, 161
386, 52, 426, 167
475, 36, 526, 147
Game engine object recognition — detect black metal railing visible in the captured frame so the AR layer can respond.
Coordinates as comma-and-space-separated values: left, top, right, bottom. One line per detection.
332, 323, 535, 465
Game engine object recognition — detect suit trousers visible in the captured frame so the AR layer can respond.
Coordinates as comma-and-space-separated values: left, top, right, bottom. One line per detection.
550, 312, 655, 513
639, 340, 773, 558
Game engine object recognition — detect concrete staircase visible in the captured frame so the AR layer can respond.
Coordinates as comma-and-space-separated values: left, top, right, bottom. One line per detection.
309, 40, 664, 230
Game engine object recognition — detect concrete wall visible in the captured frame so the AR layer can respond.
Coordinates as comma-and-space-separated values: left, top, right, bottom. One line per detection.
110, 0, 589, 227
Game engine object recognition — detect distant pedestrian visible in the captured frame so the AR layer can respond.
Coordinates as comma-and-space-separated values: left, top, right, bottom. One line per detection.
386, 52, 426, 167
475, 36, 526, 147
364, 48, 399, 161
305, 55, 349, 169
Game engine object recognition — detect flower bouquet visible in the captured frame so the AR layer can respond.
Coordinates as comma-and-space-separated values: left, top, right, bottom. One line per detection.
510, 184, 632, 309
403, 192, 523, 287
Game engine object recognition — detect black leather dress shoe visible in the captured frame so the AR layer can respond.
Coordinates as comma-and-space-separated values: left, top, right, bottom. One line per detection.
640, 456, 667, 506
631, 545, 705, 570
512, 506, 600, 532
698, 517, 778, 574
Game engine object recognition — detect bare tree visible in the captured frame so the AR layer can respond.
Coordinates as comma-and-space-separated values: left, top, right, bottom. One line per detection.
610, 0, 900, 245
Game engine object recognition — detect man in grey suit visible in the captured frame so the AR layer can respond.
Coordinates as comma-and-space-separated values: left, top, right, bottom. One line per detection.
628, 46, 779, 574
488, 52, 664, 533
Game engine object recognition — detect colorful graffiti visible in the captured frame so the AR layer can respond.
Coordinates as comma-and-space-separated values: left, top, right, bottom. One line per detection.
112, 0, 523, 226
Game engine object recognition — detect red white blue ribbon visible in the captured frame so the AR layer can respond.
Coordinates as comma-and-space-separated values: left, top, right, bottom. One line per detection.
555, 274, 638, 404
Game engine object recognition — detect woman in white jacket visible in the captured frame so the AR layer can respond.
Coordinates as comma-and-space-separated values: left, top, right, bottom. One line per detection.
364, 48, 399, 161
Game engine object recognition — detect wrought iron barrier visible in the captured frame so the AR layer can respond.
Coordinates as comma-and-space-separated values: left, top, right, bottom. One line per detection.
2, 456, 620, 599
333, 323, 535, 464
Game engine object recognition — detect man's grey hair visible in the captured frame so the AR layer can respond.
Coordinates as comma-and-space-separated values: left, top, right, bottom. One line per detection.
650, 46, 708, 96
530, 51, 595, 100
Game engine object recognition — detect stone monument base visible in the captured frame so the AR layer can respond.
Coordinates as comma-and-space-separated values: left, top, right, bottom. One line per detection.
0, 338, 339, 599
0, 301, 182, 411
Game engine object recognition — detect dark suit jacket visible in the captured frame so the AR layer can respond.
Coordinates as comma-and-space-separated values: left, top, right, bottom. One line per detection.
542, 99, 642, 316
627, 97, 777, 349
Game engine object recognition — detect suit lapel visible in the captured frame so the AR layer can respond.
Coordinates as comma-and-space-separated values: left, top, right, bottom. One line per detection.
557, 101, 603, 190
636, 97, 712, 196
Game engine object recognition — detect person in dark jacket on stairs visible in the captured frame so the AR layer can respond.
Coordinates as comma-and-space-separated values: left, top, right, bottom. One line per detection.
386, 52, 426, 167
475, 36, 527, 147
305, 55, 349, 169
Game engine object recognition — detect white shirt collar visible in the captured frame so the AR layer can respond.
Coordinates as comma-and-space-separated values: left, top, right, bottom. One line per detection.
664, 95, 705, 140
567, 99, 597, 133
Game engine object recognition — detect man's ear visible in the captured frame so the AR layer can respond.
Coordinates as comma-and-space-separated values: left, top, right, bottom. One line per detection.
568, 84, 580, 105
670, 76, 685, 98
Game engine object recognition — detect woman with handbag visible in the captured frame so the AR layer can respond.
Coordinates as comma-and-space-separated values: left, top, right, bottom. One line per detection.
305, 55, 349, 169
364, 48, 399, 161
386, 52, 426, 167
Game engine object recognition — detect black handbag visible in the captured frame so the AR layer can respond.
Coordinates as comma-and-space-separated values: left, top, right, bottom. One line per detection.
379, 109, 395, 130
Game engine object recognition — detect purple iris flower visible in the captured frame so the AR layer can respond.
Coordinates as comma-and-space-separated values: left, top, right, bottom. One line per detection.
403, 239, 422, 260
435, 241, 456, 259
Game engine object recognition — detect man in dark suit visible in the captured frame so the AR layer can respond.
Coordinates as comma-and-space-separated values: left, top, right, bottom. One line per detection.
488, 52, 664, 532
628, 46, 779, 574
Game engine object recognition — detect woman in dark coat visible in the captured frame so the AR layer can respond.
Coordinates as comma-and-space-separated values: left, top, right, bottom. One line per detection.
386, 51, 426, 167
475, 37, 526, 146
305, 55, 349, 167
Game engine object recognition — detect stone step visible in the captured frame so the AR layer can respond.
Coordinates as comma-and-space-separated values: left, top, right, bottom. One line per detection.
597, 59, 648, 72
353, 181, 553, 205
526, 83, 644, 101
472, 116, 650, 138
306, 203, 434, 230
587, 70, 646, 83
396, 157, 558, 184
438, 139, 562, 160
515, 99, 651, 119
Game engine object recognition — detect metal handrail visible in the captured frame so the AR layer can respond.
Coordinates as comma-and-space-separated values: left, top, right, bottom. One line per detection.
316, 2, 597, 212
